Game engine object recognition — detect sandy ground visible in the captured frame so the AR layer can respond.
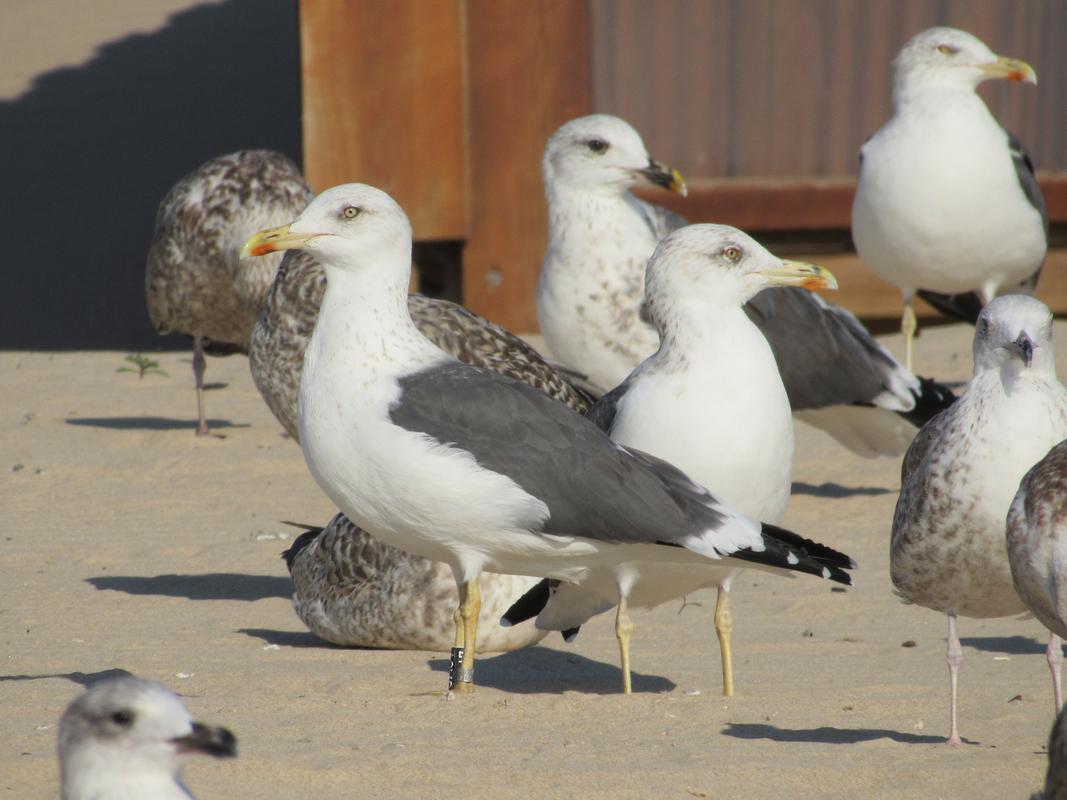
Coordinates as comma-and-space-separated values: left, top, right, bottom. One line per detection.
1, 323, 1062, 799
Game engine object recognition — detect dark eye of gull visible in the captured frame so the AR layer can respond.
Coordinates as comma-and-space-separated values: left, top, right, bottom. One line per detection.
978, 318, 990, 336
585, 138, 609, 155
342, 206, 361, 220
110, 710, 134, 727
722, 245, 743, 262
937, 43, 959, 56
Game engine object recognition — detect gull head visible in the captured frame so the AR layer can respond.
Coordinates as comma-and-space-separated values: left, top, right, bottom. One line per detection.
542, 114, 686, 197
59, 677, 236, 799
644, 224, 837, 323
242, 183, 413, 274
973, 295, 1055, 375
893, 27, 1036, 98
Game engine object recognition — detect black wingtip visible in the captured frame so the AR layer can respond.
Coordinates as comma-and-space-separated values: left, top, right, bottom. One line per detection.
562, 626, 581, 642
898, 377, 958, 428
501, 579, 553, 627
916, 289, 985, 325
737, 522, 856, 586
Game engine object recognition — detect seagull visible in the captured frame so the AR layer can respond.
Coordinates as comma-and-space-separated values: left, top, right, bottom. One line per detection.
58, 676, 236, 800
253, 250, 592, 653
891, 295, 1067, 746
538, 114, 956, 458
1008, 438, 1067, 711
505, 224, 839, 696
852, 26, 1045, 370
146, 149, 313, 435
243, 183, 855, 694
283, 514, 549, 652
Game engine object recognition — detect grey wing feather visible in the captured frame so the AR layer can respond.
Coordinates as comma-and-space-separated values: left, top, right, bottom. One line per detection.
390, 362, 728, 546
745, 288, 909, 410
390, 363, 855, 585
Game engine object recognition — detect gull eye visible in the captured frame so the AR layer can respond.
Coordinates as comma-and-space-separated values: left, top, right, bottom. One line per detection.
978, 318, 990, 335
585, 138, 609, 155
341, 206, 361, 219
110, 710, 134, 727
937, 43, 959, 56
722, 245, 743, 262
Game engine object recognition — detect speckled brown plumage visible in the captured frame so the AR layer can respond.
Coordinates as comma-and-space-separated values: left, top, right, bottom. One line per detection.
253, 250, 594, 650
145, 150, 313, 434
146, 150, 313, 348
890, 296, 1067, 746
283, 515, 548, 652
1008, 440, 1067, 639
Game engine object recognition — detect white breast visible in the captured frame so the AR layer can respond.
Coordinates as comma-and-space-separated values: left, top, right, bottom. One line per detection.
854, 93, 1045, 296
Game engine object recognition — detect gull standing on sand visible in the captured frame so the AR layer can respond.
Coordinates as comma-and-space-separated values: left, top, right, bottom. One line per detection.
852, 27, 1045, 370
146, 150, 313, 435
892, 296, 1067, 746
59, 676, 236, 800
254, 250, 592, 652
243, 183, 855, 694
538, 114, 955, 457
1008, 439, 1067, 711
506, 224, 839, 696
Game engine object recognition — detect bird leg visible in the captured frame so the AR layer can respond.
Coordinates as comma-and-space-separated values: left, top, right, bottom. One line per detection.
192, 336, 209, 436
615, 597, 635, 694
451, 580, 480, 694
946, 612, 963, 747
901, 298, 917, 373
1049, 633, 1063, 713
714, 586, 735, 697
448, 606, 464, 691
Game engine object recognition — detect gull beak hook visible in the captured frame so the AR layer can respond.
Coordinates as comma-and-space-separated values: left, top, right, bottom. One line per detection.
241, 225, 320, 258
758, 260, 838, 291
981, 56, 1037, 85
636, 160, 687, 196
1010, 332, 1035, 367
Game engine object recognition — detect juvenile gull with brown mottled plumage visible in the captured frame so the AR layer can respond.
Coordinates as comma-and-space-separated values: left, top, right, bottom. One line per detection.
146, 149, 312, 435
1008, 439, 1067, 712
892, 295, 1067, 746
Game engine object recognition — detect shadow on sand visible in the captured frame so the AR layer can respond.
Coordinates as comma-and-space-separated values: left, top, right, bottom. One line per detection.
87, 573, 291, 602
66, 416, 249, 431
961, 635, 1050, 656
0, 668, 135, 687
722, 721, 952, 745
791, 481, 893, 498
425, 646, 675, 695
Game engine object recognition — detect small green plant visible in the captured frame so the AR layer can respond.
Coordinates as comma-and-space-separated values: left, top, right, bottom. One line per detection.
117, 353, 168, 380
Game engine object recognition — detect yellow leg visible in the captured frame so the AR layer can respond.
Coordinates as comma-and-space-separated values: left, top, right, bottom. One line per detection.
615, 597, 635, 695
902, 299, 917, 373
452, 579, 481, 694
714, 586, 735, 697
453, 606, 463, 648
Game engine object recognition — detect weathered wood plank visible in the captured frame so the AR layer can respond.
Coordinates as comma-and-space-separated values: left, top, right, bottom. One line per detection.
462, 0, 591, 332
300, 0, 465, 239
636, 173, 1067, 231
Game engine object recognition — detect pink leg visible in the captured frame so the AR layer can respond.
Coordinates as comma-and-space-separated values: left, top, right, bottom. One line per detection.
946, 612, 963, 748
1049, 633, 1063, 713
193, 336, 209, 436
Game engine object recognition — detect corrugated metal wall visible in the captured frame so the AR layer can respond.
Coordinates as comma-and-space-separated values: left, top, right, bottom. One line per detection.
591, 0, 1067, 179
